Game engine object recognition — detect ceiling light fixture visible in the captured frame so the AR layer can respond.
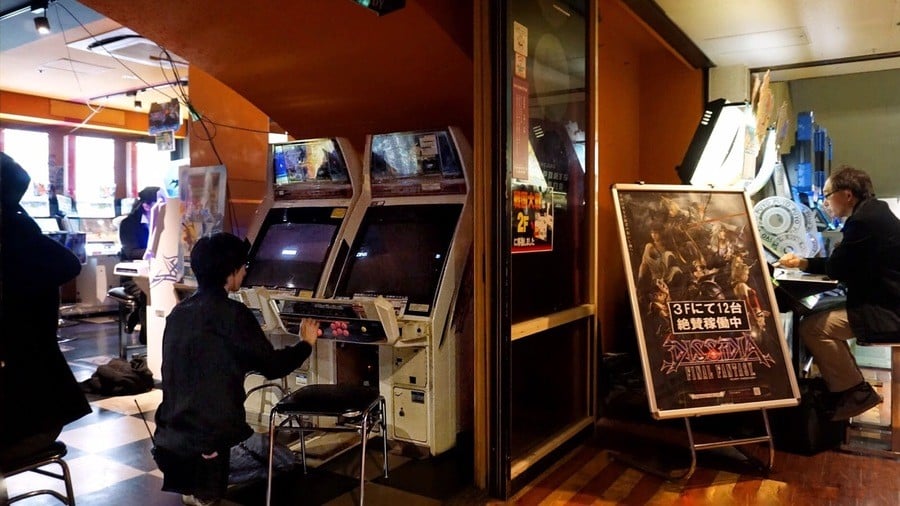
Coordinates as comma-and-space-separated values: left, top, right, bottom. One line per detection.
30, 0, 49, 14
134, 100, 143, 109
34, 15, 50, 35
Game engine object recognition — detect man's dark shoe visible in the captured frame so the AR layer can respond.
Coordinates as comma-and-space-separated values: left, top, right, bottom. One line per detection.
831, 382, 882, 421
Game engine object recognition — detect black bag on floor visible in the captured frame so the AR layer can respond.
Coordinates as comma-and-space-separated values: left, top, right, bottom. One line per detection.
770, 377, 847, 455
80, 357, 154, 396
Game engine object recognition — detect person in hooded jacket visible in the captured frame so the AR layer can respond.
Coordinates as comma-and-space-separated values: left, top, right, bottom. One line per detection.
0, 152, 90, 464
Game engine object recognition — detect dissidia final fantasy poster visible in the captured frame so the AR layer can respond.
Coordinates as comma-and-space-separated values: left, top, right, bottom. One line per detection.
613, 185, 799, 418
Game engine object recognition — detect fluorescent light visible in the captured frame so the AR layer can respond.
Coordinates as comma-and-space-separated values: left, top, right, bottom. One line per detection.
34, 16, 50, 35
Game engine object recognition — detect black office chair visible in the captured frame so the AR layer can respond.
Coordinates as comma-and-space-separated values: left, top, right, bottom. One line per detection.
0, 441, 75, 505
265, 384, 388, 506
107, 286, 144, 359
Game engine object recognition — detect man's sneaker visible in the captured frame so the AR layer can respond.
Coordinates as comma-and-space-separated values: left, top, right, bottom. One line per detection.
831, 382, 882, 421
181, 495, 219, 506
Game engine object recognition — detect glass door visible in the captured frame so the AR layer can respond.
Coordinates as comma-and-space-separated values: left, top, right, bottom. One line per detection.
486, 0, 594, 497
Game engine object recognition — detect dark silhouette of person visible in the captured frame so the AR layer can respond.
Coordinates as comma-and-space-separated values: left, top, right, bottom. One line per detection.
0, 152, 90, 464
153, 232, 318, 505
118, 186, 160, 344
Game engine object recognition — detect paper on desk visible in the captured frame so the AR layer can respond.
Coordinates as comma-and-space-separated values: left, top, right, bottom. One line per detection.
773, 268, 838, 284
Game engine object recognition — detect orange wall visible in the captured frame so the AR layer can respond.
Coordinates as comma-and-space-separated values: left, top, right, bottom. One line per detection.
0, 90, 184, 137
596, 0, 704, 353
187, 66, 269, 237
639, 52, 705, 184
596, 29, 643, 355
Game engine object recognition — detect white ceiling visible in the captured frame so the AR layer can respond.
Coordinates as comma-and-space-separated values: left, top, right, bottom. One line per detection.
0, 0, 187, 115
656, 0, 900, 81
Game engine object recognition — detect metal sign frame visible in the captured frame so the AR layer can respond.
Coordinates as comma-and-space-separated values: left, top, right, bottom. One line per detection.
612, 183, 800, 419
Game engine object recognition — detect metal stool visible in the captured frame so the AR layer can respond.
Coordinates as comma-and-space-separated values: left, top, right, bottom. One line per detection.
266, 384, 388, 506
0, 440, 75, 505
107, 286, 143, 359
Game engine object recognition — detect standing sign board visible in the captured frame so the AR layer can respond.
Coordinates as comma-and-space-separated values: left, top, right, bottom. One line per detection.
612, 184, 799, 419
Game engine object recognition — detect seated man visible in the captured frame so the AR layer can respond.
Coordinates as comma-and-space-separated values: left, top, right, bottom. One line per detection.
778, 166, 900, 420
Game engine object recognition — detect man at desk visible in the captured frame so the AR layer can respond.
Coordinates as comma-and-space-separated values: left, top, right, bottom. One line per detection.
779, 166, 900, 420
119, 186, 160, 345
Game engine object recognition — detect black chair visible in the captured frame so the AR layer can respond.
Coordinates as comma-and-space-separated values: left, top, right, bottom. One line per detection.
0, 441, 75, 505
107, 286, 144, 359
265, 384, 388, 506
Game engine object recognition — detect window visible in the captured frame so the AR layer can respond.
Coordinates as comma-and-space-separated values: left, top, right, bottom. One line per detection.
2, 129, 50, 193
134, 141, 170, 192
73, 136, 115, 202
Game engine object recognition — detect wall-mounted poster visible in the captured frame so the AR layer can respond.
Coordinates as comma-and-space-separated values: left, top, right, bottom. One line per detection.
179, 165, 227, 279
512, 184, 553, 253
612, 184, 799, 419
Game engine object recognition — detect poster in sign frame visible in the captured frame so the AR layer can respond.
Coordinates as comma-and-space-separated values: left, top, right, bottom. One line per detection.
612, 184, 800, 419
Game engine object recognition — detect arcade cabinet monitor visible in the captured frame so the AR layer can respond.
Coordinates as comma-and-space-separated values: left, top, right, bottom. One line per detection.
272, 138, 350, 186
332, 203, 462, 317
243, 206, 344, 292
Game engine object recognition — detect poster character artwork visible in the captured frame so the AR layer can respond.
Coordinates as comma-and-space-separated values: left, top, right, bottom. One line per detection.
613, 185, 798, 418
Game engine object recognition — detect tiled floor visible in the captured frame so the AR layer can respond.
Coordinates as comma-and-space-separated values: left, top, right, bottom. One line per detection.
3, 319, 484, 506
5, 317, 900, 505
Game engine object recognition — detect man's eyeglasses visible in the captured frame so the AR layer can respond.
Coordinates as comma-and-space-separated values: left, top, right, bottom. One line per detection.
823, 188, 839, 200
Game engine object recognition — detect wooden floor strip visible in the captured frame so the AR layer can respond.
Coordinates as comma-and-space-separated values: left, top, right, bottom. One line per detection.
565, 457, 629, 504
536, 451, 611, 505
516, 446, 600, 506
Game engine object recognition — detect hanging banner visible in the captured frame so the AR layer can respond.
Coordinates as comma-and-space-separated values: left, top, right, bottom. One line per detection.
511, 184, 553, 253
612, 184, 799, 419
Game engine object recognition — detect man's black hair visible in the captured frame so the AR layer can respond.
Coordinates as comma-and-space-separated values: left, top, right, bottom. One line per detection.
190, 232, 248, 289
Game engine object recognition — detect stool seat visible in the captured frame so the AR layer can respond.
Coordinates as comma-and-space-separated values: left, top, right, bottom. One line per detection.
0, 441, 67, 472
275, 384, 380, 417
0, 440, 75, 505
107, 286, 138, 303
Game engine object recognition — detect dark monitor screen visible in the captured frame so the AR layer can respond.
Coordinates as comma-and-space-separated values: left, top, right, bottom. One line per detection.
243, 207, 344, 291
335, 203, 462, 316
48, 231, 87, 265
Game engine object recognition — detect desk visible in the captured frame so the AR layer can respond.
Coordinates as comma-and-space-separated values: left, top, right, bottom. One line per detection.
772, 276, 843, 375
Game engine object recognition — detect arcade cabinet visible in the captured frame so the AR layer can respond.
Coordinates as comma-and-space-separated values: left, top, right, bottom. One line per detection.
236, 137, 364, 396
271, 127, 473, 457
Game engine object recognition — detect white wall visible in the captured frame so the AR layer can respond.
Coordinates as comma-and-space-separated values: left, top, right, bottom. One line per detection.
788, 69, 900, 197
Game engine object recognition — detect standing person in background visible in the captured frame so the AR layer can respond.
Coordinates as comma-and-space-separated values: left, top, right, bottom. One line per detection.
118, 186, 160, 345
0, 153, 90, 464
153, 232, 319, 506
778, 166, 900, 420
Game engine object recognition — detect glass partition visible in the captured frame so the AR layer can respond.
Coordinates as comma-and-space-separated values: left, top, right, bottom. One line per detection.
489, 0, 592, 497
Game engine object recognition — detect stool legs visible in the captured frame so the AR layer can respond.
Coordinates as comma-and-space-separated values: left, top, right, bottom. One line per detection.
5, 456, 75, 505
266, 412, 276, 506
265, 395, 388, 506
380, 396, 388, 479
